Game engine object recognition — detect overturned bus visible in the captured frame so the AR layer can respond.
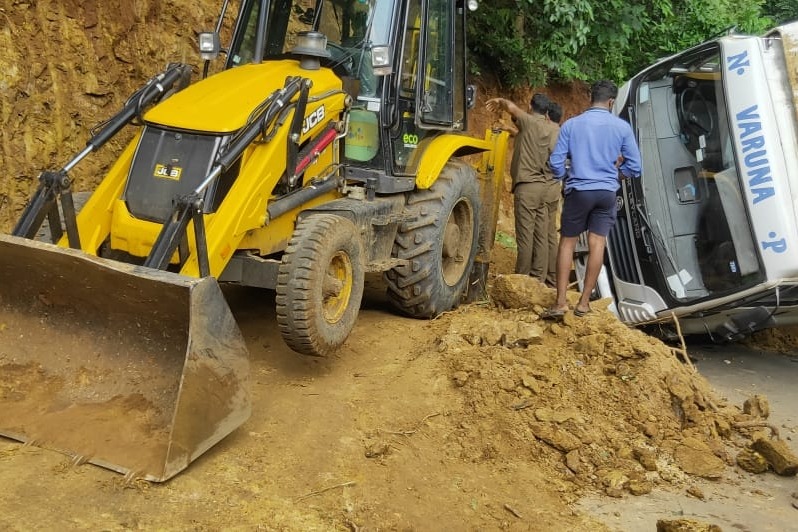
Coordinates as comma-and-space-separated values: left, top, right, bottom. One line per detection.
576, 22, 798, 341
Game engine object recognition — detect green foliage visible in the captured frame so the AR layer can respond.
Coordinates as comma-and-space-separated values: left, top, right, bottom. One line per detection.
467, 4, 548, 86
468, 0, 775, 88
762, 0, 798, 23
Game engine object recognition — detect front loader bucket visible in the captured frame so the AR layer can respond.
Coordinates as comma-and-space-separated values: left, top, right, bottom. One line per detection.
0, 234, 250, 482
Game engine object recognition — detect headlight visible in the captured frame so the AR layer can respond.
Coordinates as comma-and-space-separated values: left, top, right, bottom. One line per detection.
371, 45, 392, 76
198, 32, 220, 61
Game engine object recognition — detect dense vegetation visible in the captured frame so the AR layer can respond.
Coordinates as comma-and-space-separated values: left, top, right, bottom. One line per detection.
468, 0, 798, 87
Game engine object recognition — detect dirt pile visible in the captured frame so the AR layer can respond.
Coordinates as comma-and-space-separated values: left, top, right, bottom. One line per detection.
433, 273, 787, 498
745, 326, 798, 353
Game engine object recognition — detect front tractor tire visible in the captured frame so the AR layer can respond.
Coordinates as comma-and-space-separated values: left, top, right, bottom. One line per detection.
276, 214, 365, 356
385, 160, 481, 318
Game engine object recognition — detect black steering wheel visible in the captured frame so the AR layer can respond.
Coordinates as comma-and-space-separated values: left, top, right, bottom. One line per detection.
678, 87, 715, 138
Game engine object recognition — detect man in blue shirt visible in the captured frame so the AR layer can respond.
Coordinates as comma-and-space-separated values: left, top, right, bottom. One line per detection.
544, 80, 642, 318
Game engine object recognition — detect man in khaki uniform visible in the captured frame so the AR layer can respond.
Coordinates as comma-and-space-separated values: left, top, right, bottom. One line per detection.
487, 93, 560, 285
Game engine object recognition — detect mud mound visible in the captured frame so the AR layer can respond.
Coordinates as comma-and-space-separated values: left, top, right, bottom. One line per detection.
435, 274, 776, 497
744, 326, 798, 354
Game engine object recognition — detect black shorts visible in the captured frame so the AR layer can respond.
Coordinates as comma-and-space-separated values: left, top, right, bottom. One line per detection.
560, 189, 618, 237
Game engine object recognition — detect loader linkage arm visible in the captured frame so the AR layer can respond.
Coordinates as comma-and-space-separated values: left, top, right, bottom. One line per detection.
144, 192, 211, 276
13, 169, 82, 249
12, 63, 193, 247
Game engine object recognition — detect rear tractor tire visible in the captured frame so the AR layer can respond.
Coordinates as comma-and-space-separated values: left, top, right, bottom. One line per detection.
385, 160, 481, 318
276, 214, 365, 356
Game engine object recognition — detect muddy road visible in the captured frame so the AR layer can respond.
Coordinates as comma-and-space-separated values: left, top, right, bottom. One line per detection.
2, 271, 798, 531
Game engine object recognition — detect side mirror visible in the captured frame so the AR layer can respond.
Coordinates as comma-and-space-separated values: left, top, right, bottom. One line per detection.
466, 84, 477, 109
198, 32, 221, 61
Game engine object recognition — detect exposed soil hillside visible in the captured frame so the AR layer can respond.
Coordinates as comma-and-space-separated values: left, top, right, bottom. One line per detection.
1, 3, 796, 531
0, 0, 220, 231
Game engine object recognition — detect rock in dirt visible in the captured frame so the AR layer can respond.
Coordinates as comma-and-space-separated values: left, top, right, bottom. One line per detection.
520, 375, 541, 394
656, 518, 722, 532
686, 485, 705, 500
736, 448, 769, 473
633, 446, 658, 472
565, 450, 582, 474
673, 438, 725, 479
751, 438, 798, 476
642, 421, 660, 439
490, 274, 554, 309
529, 423, 582, 452
573, 334, 608, 358
534, 407, 582, 424
743, 395, 770, 419
601, 470, 629, 498
503, 321, 544, 348
627, 479, 653, 496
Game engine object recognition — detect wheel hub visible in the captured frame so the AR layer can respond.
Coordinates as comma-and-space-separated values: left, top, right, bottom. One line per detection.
441, 198, 474, 286
323, 251, 353, 323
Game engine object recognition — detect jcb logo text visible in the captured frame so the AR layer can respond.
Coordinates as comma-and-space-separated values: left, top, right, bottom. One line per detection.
154, 164, 182, 181
302, 106, 325, 134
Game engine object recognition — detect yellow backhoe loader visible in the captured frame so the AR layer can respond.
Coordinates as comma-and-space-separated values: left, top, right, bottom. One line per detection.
0, 0, 507, 481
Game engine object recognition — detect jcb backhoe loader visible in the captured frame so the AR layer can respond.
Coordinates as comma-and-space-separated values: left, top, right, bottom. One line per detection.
0, 0, 507, 481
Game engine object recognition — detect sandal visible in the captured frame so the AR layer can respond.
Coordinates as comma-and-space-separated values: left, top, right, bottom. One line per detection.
540, 307, 567, 320
574, 307, 592, 317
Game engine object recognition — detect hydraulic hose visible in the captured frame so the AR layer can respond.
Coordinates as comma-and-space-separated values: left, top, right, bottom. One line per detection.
87, 63, 192, 150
